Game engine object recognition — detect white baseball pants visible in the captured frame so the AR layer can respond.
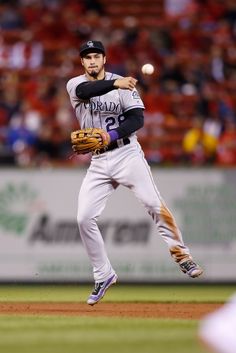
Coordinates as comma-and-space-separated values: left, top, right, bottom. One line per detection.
77, 141, 191, 282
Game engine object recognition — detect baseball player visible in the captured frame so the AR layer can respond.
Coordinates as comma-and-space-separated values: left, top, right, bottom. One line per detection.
199, 293, 236, 353
66, 40, 203, 305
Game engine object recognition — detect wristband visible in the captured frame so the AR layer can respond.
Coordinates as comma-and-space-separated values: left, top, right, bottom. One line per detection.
108, 130, 119, 142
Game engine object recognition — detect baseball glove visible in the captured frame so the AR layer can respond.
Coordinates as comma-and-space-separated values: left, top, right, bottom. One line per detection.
71, 128, 110, 154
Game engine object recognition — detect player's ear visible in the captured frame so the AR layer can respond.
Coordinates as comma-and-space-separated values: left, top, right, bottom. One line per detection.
81, 58, 84, 67
103, 56, 106, 65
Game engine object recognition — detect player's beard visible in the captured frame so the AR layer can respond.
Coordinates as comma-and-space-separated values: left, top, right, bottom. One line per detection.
87, 65, 104, 79
89, 69, 99, 79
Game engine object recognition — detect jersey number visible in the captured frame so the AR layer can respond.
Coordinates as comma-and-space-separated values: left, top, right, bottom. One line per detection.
105, 115, 126, 131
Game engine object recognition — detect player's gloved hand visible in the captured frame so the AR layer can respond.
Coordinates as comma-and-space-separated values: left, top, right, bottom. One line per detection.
71, 128, 110, 155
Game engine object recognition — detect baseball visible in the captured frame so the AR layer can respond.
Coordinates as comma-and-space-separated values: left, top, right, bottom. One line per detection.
141, 63, 154, 75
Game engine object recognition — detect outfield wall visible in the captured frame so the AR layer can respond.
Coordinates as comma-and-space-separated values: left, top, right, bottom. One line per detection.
0, 168, 235, 283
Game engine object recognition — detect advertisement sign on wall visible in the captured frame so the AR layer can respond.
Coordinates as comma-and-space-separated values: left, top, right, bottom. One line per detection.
0, 168, 235, 282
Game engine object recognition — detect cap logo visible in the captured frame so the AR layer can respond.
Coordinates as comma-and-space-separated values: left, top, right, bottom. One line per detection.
87, 41, 94, 47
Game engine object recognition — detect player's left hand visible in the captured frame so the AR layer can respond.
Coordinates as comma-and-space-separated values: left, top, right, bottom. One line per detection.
71, 128, 110, 154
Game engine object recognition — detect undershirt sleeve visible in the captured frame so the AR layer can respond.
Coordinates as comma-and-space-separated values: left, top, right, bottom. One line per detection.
76, 80, 117, 100
109, 108, 144, 140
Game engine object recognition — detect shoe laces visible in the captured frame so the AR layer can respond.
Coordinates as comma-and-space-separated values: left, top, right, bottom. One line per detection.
92, 282, 104, 295
182, 260, 197, 271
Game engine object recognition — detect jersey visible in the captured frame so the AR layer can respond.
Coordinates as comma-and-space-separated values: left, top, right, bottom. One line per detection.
66, 72, 145, 140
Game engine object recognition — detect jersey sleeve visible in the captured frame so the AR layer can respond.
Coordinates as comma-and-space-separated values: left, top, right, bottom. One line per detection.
119, 88, 145, 113
66, 75, 88, 109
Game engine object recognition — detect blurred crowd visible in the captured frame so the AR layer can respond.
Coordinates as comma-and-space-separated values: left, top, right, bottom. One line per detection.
0, 0, 236, 167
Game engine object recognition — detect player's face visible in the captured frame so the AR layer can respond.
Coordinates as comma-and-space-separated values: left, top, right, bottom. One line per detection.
81, 53, 106, 79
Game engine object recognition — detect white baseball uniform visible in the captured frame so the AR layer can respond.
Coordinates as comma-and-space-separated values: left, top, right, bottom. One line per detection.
67, 72, 191, 282
199, 294, 236, 353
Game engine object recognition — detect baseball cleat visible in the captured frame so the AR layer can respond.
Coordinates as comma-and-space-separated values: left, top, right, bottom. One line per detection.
87, 273, 118, 306
179, 259, 203, 278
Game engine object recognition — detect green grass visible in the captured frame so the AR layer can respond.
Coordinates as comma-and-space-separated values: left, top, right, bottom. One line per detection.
0, 316, 205, 353
0, 284, 235, 302
0, 284, 235, 353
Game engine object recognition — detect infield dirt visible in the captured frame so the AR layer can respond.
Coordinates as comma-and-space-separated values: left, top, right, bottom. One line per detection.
0, 302, 221, 319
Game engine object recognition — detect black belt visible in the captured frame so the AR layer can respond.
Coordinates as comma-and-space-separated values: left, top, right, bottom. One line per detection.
95, 137, 130, 155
